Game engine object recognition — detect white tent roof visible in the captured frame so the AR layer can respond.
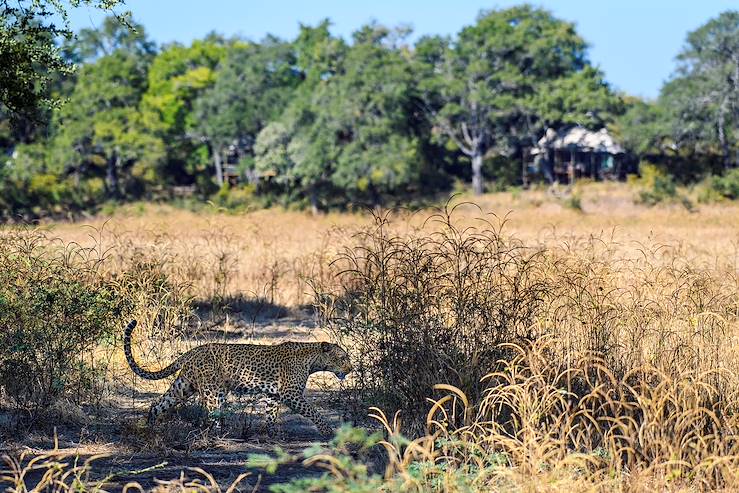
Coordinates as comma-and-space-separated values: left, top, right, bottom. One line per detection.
533, 127, 624, 155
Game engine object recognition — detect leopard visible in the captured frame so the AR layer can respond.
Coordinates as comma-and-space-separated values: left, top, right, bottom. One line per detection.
123, 320, 352, 437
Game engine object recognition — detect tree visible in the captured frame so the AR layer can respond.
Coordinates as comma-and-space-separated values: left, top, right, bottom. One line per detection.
140, 36, 227, 190
416, 5, 591, 194
255, 22, 422, 210
194, 36, 301, 186
663, 10, 738, 169
613, 97, 671, 157
69, 14, 155, 63
325, 24, 422, 205
0, 0, 128, 120
529, 65, 623, 132
254, 21, 347, 211
51, 19, 162, 198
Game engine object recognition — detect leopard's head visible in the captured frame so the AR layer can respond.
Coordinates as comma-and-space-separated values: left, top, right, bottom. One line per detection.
314, 342, 353, 380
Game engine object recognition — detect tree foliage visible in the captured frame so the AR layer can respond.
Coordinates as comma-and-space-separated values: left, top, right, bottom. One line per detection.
51, 20, 159, 199
255, 22, 421, 209
0, 8, 737, 217
416, 5, 616, 193
667, 10, 738, 169
194, 36, 301, 186
613, 10, 738, 181
0, 0, 128, 120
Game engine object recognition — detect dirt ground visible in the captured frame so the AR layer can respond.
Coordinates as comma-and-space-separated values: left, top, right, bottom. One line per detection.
0, 313, 353, 492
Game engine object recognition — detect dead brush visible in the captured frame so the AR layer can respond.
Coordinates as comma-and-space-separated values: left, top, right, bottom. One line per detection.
315, 203, 552, 432
425, 339, 739, 491
296, 339, 739, 491
1, 447, 106, 493
105, 230, 195, 339
96, 230, 201, 404
538, 230, 739, 387
314, 202, 739, 435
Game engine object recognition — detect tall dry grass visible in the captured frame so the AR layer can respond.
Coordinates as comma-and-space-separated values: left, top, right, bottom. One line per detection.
3, 185, 739, 490
303, 340, 739, 491
312, 201, 739, 433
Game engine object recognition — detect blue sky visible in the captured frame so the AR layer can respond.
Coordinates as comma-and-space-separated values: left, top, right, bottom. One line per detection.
69, 0, 737, 99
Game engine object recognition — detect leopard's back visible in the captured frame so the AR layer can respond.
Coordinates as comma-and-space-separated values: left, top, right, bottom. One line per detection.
176, 341, 316, 393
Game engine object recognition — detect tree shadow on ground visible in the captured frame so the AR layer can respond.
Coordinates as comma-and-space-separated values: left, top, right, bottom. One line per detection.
1, 387, 344, 491
194, 294, 291, 323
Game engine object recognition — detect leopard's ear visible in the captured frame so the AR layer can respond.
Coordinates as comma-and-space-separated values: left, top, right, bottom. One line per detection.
320, 341, 333, 352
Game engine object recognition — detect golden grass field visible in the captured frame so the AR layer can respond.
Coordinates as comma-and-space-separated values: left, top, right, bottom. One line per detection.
5, 182, 739, 492
46, 182, 739, 306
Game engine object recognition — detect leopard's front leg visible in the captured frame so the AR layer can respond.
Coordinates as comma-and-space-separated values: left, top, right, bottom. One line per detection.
278, 390, 333, 438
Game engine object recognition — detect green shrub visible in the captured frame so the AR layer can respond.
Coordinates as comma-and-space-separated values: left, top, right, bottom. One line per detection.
248, 425, 387, 493
634, 162, 693, 209
696, 179, 724, 204
564, 190, 583, 211
249, 423, 509, 493
635, 163, 677, 205
705, 168, 739, 200
0, 228, 131, 412
212, 183, 257, 211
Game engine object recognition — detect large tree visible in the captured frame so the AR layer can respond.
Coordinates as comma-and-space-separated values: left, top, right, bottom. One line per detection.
416, 5, 594, 194
194, 36, 301, 186
664, 10, 738, 169
529, 65, 623, 133
255, 22, 422, 210
254, 21, 346, 211
140, 35, 227, 190
613, 97, 671, 157
50, 18, 161, 198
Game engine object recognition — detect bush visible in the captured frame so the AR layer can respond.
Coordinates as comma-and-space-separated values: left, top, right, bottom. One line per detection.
705, 168, 739, 200
258, 339, 739, 492
212, 183, 257, 211
634, 162, 677, 204
564, 190, 583, 211
315, 205, 550, 432
632, 162, 694, 210
0, 228, 131, 413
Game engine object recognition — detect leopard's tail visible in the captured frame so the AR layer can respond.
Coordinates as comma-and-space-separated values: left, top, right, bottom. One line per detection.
124, 320, 183, 380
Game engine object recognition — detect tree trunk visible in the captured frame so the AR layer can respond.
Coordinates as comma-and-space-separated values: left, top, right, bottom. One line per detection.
309, 186, 319, 216
568, 150, 576, 184
718, 104, 731, 170
471, 149, 484, 195
213, 147, 224, 187
106, 151, 120, 199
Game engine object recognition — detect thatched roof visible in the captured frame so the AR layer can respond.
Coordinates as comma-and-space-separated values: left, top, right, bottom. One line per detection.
532, 127, 624, 155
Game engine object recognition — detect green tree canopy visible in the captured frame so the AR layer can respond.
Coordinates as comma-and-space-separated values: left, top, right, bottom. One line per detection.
50, 19, 161, 199
255, 22, 421, 210
194, 36, 301, 186
140, 36, 227, 191
663, 10, 738, 169
0, 0, 128, 120
416, 5, 611, 193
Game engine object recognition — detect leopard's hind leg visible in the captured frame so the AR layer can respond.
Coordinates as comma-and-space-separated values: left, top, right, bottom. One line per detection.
200, 384, 227, 430
147, 376, 194, 425
262, 397, 285, 439
279, 390, 333, 437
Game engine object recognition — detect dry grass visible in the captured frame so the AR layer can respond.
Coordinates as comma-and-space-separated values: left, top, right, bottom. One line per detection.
47, 206, 364, 309
44, 183, 739, 288
5, 182, 739, 491
0, 440, 253, 492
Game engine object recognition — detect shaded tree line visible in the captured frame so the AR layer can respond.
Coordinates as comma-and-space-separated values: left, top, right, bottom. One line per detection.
1, 5, 737, 217
615, 10, 739, 182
